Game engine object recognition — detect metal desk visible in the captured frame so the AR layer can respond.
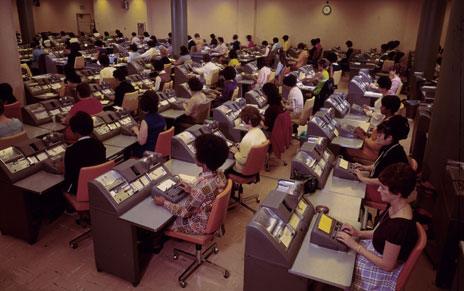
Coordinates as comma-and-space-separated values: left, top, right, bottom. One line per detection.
289, 217, 360, 289
102, 134, 137, 148
336, 118, 370, 132
23, 124, 50, 139
165, 158, 235, 176
105, 144, 126, 159
321, 170, 366, 199
332, 136, 364, 149
37, 122, 66, 132
160, 109, 185, 120
306, 190, 362, 222
13, 170, 64, 195
119, 196, 174, 232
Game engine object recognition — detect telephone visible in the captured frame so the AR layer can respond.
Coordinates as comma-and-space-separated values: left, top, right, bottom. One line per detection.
310, 212, 349, 252
151, 175, 187, 203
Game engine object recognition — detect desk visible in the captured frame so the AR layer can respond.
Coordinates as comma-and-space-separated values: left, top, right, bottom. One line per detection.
344, 113, 370, 122
13, 170, 64, 195
160, 109, 185, 120
306, 190, 362, 222
332, 136, 363, 149
105, 144, 126, 160
37, 122, 66, 132
336, 118, 370, 132
166, 158, 235, 175
23, 124, 50, 138
321, 170, 366, 199
102, 134, 137, 148
119, 196, 173, 232
289, 217, 360, 289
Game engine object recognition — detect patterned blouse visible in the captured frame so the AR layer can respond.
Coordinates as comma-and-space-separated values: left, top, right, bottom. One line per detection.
163, 171, 227, 235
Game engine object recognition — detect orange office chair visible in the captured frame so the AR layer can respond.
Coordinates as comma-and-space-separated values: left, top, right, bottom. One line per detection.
154, 127, 174, 158
269, 111, 292, 167
74, 56, 85, 70
165, 179, 233, 288
4, 101, 22, 121
0, 130, 28, 149
122, 91, 139, 115
228, 141, 269, 212
395, 222, 427, 291
64, 160, 115, 249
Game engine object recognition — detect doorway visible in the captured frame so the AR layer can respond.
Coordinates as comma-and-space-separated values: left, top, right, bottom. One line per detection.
76, 13, 93, 34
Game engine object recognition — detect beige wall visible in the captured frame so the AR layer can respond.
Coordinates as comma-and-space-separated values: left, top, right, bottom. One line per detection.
147, 0, 170, 37
94, 0, 148, 37
32, 0, 93, 33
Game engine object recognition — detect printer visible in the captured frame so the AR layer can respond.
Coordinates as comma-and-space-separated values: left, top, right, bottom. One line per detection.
245, 88, 268, 108
324, 92, 350, 118
213, 98, 247, 142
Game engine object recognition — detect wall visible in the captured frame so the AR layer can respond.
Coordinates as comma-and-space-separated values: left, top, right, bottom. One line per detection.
94, 0, 148, 37
147, 0, 170, 37
32, 0, 93, 33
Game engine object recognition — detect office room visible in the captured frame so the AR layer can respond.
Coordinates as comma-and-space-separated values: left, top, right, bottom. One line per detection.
0, 0, 462, 290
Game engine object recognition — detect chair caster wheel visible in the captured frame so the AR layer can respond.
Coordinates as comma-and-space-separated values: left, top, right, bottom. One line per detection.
213, 247, 219, 254
179, 280, 187, 288
70, 242, 78, 249
224, 270, 230, 278
256, 198, 260, 203
173, 254, 178, 260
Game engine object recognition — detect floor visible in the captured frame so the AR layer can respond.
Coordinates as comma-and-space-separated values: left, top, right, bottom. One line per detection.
0, 77, 446, 291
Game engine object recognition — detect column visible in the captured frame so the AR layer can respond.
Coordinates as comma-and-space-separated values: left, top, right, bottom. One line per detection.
171, 0, 188, 57
413, 0, 447, 79
0, 0, 25, 104
422, 0, 464, 189
16, 0, 35, 44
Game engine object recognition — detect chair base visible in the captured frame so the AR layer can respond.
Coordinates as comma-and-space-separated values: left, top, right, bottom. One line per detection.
173, 243, 229, 288
228, 184, 259, 213
69, 229, 91, 249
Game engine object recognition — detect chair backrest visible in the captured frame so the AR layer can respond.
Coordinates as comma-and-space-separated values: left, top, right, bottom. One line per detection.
240, 140, 270, 176
154, 126, 174, 157
0, 130, 28, 149
313, 78, 334, 114
382, 60, 395, 72
267, 71, 276, 83
122, 91, 139, 113
298, 97, 315, 125
395, 222, 427, 291
76, 160, 115, 203
74, 56, 85, 70
333, 70, 342, 86
21, 63, 32, 78
204, 179, 233, 234
4, 101, 22, 120
271, 111, 292, 158
205, 68, 220, 87
192, 101, 211, 124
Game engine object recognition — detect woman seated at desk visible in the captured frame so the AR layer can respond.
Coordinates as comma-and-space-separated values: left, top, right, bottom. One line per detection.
174, 45, 192, 65
0, 101, 23, 138
64, 111, 106, 195
178, 77, 209, 125
0, 83, 18, 104
352, 115, 410, 198
346, 95, 401, 163
336, 163, 418, 291
255, 57, 271, 89
131, 91, 166, 157
291, 43, 309, 70
212, 66, 238, 107
283, 74, 304, 119
229, 106, 268, 174
263, 83, 285, 133
154, 134, 228, 235
149, 59, 166, 92
113, 67, 135, 107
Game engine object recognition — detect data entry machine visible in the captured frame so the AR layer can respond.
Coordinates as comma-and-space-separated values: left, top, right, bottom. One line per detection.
172, 122, 234, 162
324, 92, 350, 118
244, 186, 315, 291
213, 98, 247, 142
348, 75, 382, 106
245, 88, 268, 108
310, 212, 349, 252
92, 111, 137, 142
333, 157, 359, 181
22, 97, 75, 126
0, 138, 67, 243
291, 142, 333, 189
89, 155, 183, 286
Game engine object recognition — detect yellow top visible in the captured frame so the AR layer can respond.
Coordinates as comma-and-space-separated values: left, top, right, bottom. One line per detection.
283, 40, 290, 52
228, 58, 240, 67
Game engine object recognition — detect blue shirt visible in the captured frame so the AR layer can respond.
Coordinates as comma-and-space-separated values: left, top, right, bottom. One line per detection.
134, 112, 166, 157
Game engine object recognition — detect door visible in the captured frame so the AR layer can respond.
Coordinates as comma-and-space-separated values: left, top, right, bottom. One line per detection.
76, 13, 93, 34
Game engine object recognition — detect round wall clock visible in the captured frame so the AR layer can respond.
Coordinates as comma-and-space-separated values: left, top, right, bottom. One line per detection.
322, 4, 332, 16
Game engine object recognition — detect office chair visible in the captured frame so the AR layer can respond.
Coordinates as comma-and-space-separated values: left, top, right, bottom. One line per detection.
312, 78, 334, 114
4, 101, 22, 120
64, 160, 115, 249
0, 130, 28, 149
395, 223, 427, 291
122, 91, 139, 114
332, 70, 342, 88
228, 141, 269, 213
154, 127, 174, 158
165, 179, 233, 288
269, 111, 292, 168
205, 68, 220, 88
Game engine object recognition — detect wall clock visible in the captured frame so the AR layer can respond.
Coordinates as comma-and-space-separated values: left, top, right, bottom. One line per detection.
322, 4, 332, 16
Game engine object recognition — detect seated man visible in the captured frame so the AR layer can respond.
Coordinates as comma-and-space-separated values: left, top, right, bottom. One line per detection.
64, 111, 106, 195
154, 134, 228, 234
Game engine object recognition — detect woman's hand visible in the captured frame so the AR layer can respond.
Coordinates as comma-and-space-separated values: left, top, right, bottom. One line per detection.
354, 127, 366, 139
153, 195, 165, 206
355, 169, 369, 183
340, 223, 360, 238
180, 181, 192, 193
336, 231, 359, 250
352, 163, 367, 171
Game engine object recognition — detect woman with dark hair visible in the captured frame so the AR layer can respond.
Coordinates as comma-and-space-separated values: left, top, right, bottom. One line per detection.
336, 163, 418, 290
128, 43, 140, 63
231, 106, 267, 173
263, 83, 285, 132
213, 66, 237, 106
154, 133, 228, 234
174, 45, 191, 65
0, 83, 18, 104
353, 115, 410, 185
131, 90, 166, 157
228, 49, 240, 67
113, 67, 135, 106
66, 42, 82, 69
